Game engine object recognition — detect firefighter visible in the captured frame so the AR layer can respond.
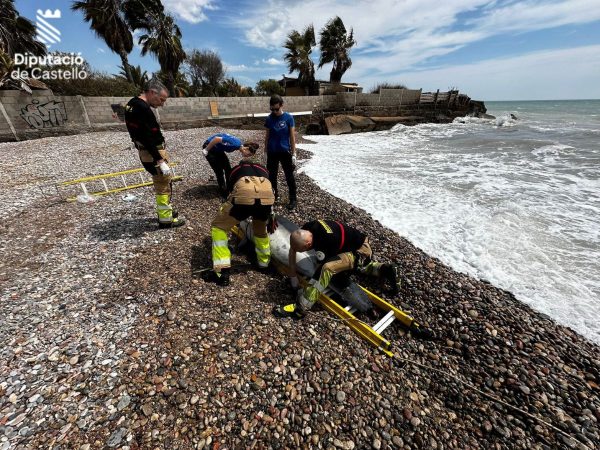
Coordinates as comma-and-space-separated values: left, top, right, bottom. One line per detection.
124, 79, 185, 228
273, 220, 401, 319
203, 143, 275, 286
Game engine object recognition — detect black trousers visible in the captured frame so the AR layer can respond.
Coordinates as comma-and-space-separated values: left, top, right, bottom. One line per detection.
266, 151, 297, 202
206, 151, 232, 194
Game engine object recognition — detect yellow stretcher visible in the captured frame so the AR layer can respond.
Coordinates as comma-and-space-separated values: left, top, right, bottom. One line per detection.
41, 164, 182, 202
231, 225, 427, 357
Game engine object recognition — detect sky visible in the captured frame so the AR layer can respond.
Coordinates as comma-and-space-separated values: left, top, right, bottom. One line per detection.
15, 0, 600, 101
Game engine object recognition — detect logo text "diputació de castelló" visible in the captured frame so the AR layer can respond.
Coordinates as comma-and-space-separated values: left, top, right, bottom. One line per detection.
12, 53, 88, 81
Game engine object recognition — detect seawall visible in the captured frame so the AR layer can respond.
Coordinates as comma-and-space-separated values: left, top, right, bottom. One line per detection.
0, 88, 483, 141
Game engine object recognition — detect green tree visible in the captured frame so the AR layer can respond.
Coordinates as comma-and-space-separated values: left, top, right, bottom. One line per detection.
218, 77, 253, 97
318, 16, 356, 84
370, 82, 407, 94
117, 63, 148, 90
283, 24, 316, 95
139, 13, 186, 97
71, 0, 136, 82
0, 0, 46, 58
156, 70, 189, 97
255, 79, 284, 97
185, 49, 225, 96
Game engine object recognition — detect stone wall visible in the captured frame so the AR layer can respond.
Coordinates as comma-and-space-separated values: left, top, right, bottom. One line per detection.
0, 88, 470, 141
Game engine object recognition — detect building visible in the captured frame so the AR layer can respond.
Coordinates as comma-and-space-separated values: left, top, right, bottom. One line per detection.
278, 76, 363, 96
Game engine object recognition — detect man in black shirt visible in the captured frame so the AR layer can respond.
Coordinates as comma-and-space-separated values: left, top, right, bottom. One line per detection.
273, 220, 401, 319
124, 79, 185, 228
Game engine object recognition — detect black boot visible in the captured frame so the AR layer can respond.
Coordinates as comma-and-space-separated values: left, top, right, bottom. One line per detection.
159, 216, 186, 229
380, 264, 401, 296
202, 268, 230, 286
286, 200, 297, 211
272, 303, 305, 319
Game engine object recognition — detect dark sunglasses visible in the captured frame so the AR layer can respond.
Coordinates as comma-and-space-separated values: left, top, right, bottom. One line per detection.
270, 107, 280, 112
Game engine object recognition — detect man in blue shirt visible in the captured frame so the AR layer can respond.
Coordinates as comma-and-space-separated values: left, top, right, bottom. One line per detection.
264, 94, 297, 210
203, 133, 258, 199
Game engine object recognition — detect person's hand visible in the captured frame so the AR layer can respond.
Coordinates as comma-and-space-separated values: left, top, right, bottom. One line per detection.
202, 148, 209, 157
157, 160, 172, 176
267, 213, 278, 233
292, 154, 297, 166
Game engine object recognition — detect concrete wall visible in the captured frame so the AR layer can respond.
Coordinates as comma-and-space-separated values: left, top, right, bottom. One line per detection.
0, 88, 467, 141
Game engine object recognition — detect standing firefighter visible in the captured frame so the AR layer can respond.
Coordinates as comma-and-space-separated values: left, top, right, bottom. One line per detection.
273, 220, 401, 319
203, 143, 275, 286
125, 79, 185, 228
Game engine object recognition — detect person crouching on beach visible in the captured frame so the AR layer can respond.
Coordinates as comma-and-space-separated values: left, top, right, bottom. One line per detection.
203, 133, 258, 199
264, 94, 298, 210
273, 220, 401, 319
203, 143, 275, 286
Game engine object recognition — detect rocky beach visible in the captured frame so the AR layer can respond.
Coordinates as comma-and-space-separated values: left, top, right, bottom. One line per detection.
0, 128, 598, 450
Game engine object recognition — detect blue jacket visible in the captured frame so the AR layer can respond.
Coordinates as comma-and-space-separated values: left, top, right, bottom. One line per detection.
203, 133, 242, 153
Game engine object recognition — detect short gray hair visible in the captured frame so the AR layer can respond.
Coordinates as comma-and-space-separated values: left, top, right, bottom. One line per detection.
144, 78, 168, 95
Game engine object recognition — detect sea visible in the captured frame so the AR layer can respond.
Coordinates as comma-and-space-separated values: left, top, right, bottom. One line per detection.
299, 100, 600, 345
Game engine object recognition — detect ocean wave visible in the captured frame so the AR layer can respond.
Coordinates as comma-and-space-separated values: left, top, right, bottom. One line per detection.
531, 143, 575, 157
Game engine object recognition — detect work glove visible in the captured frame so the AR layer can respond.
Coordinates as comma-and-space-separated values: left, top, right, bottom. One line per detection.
267, 213, 278, 234
157, 161, 172, 176
292, 154, 297, 166
202, 148, 209, 157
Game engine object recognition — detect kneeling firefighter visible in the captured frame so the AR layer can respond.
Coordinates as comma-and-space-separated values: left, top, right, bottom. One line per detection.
273, 220, 401, 319
125, 79, 185, 229
204, 143, 275, 286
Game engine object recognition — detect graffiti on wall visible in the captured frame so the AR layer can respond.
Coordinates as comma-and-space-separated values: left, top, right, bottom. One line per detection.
111, 103, 126, 122
20, 99, 67, 129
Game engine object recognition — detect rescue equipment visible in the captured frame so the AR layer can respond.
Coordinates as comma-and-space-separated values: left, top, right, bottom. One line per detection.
232, 218, 430, 357
41, 164, 182, 202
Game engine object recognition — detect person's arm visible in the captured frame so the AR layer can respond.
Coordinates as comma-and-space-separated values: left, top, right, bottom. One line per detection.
264, 129, 270, 153
204, 136, 222, 153
289, 126, 296, 155
288, 243, 299, 289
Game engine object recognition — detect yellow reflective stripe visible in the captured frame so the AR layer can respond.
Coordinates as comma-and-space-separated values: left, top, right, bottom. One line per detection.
211, 227, 231, 268
305, 285, 320, 302
156, 194, 173, 221
213, 258, 230, 266
253, 235, 270, 266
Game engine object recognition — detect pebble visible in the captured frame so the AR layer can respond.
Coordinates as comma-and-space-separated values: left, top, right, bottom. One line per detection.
1, 129, 598, 450
106, 428, 126, 448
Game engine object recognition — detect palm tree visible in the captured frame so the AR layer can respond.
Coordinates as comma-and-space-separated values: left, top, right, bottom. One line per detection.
318, 16, 356, 84
71, 0, 135, 82
283, 24, 316, 95
156, 70, 189, 97
138, 13, 186, 97
117, 63, 147, 89
0, 0, 46, 58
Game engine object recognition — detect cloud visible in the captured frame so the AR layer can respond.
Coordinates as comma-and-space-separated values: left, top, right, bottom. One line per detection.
162, 0, 216, 24
232, 0, 600, 83
372, 44, 600, 100
263, 58, 282, 65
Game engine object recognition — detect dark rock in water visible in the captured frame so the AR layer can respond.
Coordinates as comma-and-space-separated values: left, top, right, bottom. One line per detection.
510, 113, 518, 120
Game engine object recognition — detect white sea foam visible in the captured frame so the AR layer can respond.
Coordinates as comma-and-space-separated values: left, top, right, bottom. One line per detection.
300, 107, 600, 344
